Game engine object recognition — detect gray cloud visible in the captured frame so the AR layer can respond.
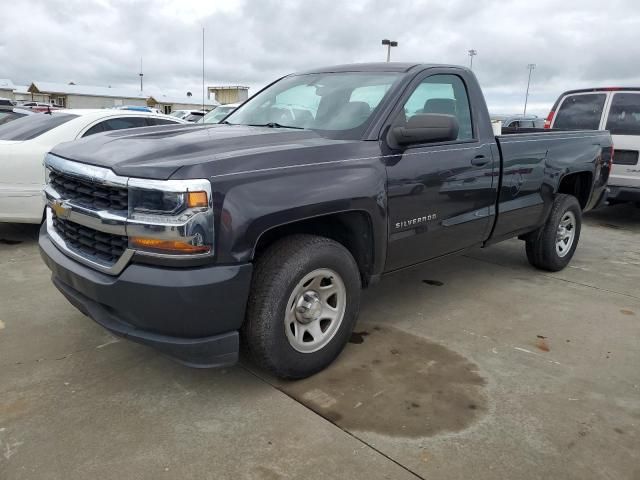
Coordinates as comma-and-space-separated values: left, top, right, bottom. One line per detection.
2, 0, 638, 115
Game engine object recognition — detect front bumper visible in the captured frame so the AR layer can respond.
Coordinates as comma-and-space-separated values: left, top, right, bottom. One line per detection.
607, 185, 640, 203
39, 227, 253, 368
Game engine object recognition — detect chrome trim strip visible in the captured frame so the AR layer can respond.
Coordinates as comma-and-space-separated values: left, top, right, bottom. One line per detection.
45, 208, 134, 275
45, 153, 129, 188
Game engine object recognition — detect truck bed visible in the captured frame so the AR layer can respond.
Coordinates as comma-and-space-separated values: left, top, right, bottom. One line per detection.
489, 129, 612, 242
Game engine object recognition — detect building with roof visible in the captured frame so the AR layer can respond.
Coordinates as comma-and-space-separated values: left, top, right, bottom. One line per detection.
1, 78, 224, 112
207, 85, 249, 105
147, 94, 218, 114
27, 81, 149, 109
0, 79, 15, 100
24, 81, 217, 113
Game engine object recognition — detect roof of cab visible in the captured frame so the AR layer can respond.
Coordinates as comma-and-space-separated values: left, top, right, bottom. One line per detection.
292, 62, 464, 75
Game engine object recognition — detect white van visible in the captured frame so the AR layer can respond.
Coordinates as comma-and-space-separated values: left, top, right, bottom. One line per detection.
546, 88, 640, 206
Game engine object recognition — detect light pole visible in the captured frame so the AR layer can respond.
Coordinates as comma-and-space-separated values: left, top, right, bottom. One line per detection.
382, 39, 398, 62
468, 49, 477, 70
139, 57, 143, 92
523, 63, 536, 116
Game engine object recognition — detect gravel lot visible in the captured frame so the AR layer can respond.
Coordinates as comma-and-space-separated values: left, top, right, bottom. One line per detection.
1, 204, 639, 480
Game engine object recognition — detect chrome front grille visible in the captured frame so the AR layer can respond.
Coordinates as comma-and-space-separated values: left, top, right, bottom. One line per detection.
52, 215, 128, 264
44, 153, 214, 276
49, 170, 128, 211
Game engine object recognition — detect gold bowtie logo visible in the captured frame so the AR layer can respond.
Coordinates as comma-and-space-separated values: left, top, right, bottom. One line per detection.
51, 200, 71, 219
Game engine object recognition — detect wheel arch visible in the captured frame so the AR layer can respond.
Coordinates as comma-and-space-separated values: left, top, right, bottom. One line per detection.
557, 170, 593, 209
252, 209, 381, 286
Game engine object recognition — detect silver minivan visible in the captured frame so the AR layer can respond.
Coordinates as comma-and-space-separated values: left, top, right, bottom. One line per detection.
547, 88, 640, 206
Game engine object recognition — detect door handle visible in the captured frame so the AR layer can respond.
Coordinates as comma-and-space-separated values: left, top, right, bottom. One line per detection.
471, 155, 490, 166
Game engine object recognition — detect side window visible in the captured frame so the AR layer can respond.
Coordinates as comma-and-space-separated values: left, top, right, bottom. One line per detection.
83, 116, 153, 137
148, 117, 182, 126
398, 74, 473, 141
554, 93, 606, 130
605, 93, 640, 135
102, 116, 149, 131
82, 122, 106, 137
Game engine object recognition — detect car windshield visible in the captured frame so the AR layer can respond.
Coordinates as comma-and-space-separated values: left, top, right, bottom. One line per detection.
0, 113, 78, 141
200, 107, 234, 124
225, 72, 401, 139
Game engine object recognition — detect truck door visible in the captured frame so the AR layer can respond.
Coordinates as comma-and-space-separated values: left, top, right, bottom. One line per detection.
384, 72, 497, 271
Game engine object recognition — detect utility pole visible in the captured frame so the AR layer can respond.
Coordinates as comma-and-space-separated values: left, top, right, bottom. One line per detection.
139, 57, 143, 92
468, 49, 477, 70
381, 39, 398, 62
523, 63, 536, 116
202, 27, 205, 112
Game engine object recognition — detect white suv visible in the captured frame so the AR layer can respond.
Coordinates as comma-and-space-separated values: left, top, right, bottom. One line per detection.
547, 88, 640, 206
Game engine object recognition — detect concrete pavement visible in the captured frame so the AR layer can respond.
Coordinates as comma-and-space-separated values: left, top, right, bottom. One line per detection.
1, 204, 639, 479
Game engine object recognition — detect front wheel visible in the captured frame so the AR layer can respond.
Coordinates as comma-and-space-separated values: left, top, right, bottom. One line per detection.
525, 194, 582, 272
243, 235, 361, 379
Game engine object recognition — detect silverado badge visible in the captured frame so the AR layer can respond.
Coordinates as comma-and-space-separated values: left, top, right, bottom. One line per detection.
395, 214, 437, 229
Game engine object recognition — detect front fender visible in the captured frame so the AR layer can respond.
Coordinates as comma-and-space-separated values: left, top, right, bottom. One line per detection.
212, 156, 388, 274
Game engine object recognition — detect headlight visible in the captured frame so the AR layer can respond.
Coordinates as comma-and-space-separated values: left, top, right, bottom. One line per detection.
127, 178, 214, 257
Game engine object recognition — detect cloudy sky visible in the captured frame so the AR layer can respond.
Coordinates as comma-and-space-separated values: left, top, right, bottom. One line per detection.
2, 0, 639, 116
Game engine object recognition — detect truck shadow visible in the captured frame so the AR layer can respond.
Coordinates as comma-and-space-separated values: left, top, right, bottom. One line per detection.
584, 203, 640, 232
0, 223, 40, 246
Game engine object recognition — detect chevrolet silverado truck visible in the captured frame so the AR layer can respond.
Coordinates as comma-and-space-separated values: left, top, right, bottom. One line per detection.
39, 63, 612, 379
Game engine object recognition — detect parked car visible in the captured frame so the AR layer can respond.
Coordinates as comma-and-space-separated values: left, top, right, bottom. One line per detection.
19, 101, 63, 112
546, 87, 640, 206
0, 107, 35, 125
170, 109, 207, 122
39, 63, 612, 379
0, 97, 17, 107
491, 114, 544, 129
119, 105, 164, 115
198, 103, 241, 124
0, 109, 188, 223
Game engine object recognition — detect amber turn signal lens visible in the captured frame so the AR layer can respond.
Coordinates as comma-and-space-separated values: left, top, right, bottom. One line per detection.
130, 237, 210, 254
187, 191, 208, 208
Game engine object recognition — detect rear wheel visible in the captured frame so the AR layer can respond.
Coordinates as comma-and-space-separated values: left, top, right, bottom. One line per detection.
525, 194, 582, 272
243, 235, 361, 379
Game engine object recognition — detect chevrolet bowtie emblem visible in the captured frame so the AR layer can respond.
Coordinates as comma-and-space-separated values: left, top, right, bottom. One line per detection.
51, 200, 71, 219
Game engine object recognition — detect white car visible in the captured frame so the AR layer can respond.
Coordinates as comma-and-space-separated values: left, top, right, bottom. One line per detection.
169, 109, 208, 122
0, 109, 187, 223
547, 88, 640, 206
198, 103, 241, 124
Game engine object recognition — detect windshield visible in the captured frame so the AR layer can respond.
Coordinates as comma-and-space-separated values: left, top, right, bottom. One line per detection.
225, 72, 400, 139
200, 106, 235, 124
0, 113, 78, 141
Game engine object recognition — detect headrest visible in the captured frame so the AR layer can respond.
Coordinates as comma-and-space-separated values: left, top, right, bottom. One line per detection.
423, 98, 456, 115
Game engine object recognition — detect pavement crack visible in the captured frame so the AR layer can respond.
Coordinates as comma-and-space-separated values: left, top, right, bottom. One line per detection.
240, 363, 426, 480
463, 254, 640, 301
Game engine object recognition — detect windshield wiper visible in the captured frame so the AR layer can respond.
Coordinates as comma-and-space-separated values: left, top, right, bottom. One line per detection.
246, 122, 304, 129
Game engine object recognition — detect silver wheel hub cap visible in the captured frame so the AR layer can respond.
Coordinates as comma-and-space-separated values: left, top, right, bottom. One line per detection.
295, 291, 322, 323
285, 268, 347, 354
555, 211, 576, 258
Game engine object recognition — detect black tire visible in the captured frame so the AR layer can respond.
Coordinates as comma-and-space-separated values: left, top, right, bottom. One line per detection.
243, 234, 361, 379
525, 194, 582, 272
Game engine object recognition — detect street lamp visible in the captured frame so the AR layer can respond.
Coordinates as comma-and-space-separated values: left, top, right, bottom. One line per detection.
468, 49, 477, 70
523, 63, 536, 116
382, 39, 398, 62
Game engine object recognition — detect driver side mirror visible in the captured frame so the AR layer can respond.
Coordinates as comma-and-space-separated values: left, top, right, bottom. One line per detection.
390, 113, 459, 146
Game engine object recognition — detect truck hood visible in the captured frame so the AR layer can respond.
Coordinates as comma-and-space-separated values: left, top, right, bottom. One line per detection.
50, 124, 357, 180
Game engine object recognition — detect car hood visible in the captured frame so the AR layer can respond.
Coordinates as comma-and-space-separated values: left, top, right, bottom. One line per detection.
50, 124, 358, 180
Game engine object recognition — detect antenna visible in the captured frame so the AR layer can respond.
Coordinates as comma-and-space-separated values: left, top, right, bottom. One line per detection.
139, 57, 144, 92
202, 27, 205, 112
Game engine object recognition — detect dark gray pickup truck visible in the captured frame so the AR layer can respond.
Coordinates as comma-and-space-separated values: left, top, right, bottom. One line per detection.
39, 63, 612, 378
